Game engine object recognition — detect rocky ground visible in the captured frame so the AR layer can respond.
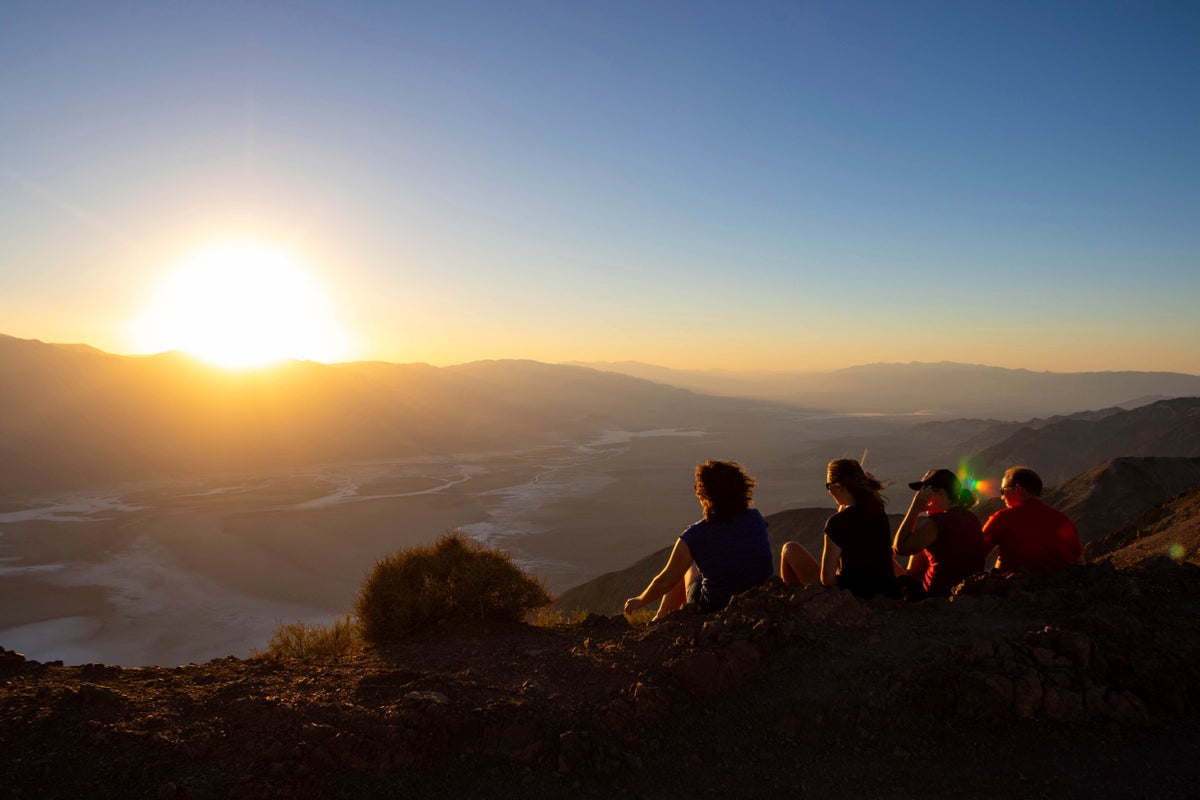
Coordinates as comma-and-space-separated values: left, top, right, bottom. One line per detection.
3, 560, 1199, 799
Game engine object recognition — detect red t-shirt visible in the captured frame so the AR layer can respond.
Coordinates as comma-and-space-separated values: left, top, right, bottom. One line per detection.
923, 507, 987, 595
981, 498, 1083, 576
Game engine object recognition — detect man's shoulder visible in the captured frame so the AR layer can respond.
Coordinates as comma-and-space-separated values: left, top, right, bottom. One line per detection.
983, 504, 1017, 528
1028, 498, 1071, 519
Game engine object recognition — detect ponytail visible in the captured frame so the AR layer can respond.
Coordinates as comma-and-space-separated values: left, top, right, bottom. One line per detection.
827, 458, 887, 513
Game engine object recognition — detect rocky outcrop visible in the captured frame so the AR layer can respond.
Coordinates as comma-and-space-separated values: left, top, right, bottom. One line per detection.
4, 558, 1199, 799
1087, 484, 1200, 567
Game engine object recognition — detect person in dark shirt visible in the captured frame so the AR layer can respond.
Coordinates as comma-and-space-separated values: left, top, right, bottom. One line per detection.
624, 460, 772, 620
780, 458, 899, 599
893, 468, 987, 600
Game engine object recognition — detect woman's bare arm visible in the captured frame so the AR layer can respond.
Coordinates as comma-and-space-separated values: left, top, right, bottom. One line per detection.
894, 487, 939, 556
623, 540, 694, 614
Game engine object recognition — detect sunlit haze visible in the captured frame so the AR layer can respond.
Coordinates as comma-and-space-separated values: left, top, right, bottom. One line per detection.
2, 2, 1198, 373
130, 240, 352, 368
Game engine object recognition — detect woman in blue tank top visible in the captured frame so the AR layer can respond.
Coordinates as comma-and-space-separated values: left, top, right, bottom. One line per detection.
623, 460, 772, 620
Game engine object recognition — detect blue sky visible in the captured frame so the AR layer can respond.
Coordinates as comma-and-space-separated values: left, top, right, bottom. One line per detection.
1, 1, 1197, 371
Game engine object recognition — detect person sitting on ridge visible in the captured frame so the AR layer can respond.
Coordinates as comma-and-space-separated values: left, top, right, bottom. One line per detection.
982, 465, 1084, 575
893, 468, 987, 600
623, 460, 772, 620
779, 458, 899, 599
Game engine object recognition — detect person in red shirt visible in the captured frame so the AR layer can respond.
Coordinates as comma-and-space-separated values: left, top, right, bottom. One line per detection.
982, 466, 1084, 575
893, 468, 987, 599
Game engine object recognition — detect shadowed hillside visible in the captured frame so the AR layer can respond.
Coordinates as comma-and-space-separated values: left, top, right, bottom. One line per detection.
1044, 457, 1200, 544
911, 406, 1128, 463
964, 397, 1200, 485
1087, 485, 1200, 568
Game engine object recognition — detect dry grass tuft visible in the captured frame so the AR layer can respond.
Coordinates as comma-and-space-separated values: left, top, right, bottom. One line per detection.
255, 614, 363, 660
533, 607, 591, 627
623, 607, 657, 626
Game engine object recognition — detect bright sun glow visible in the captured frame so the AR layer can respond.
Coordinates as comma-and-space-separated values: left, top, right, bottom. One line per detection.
131, 241, 352, 369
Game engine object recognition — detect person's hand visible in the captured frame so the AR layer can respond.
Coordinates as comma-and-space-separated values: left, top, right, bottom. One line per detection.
623, 596, 646, 615
912, 486, 933, 507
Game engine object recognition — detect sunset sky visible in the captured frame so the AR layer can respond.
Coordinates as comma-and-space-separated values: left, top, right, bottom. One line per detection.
2, 1, 1197, 372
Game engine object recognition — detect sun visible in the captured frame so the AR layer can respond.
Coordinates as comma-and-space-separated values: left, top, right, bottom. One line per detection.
131, 240, 353, 369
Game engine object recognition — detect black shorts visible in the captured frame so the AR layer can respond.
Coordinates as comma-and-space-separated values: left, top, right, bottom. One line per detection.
686, 579, 724, 613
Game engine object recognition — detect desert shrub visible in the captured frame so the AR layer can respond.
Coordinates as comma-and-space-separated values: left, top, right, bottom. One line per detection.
355, 531, 553, 642
255, 614, 362, 660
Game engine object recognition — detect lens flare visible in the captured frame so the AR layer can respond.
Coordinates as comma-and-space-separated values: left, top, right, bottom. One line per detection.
973, 478, 997, 497
954, 462, 996, 497
1168, 543, 1186, 562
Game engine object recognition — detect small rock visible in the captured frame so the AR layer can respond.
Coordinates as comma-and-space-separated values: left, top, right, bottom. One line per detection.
557, 730, 590, 773
667, 651, 722, 696
633, 682, 673, 720
403, 690, 449, 707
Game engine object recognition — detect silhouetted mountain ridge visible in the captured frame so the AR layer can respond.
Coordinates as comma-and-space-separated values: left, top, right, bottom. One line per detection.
964, 397, 1200, 485
0, 335, 769, 495
573, 359, 1200, 416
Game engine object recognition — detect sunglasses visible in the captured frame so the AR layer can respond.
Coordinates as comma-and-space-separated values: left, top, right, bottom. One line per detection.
1000, 484, 1016, 494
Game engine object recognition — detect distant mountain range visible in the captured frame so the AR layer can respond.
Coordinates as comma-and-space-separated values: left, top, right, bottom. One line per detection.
572, 360, 1200, 417
6, 331, 1200, 509
0, 334, 765, 495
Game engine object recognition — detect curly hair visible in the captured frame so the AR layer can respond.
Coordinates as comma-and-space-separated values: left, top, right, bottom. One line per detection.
827, 458, 887, 512
694, 460, 756, 522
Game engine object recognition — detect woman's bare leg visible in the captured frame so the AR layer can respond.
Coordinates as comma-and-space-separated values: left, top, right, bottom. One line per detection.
653, 563, 700, 620
780, 541, 821, 585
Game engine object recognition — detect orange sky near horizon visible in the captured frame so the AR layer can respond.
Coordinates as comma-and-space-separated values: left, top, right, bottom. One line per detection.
3, 5, 1199, 377
1, 223, 1195, 376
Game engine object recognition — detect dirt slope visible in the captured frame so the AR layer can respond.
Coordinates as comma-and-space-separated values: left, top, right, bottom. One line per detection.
4, 558, 1199, 799
1087, 484, 1200, 568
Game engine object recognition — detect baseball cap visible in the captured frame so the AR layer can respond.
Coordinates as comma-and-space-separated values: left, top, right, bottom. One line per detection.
907, 468, 960, 492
